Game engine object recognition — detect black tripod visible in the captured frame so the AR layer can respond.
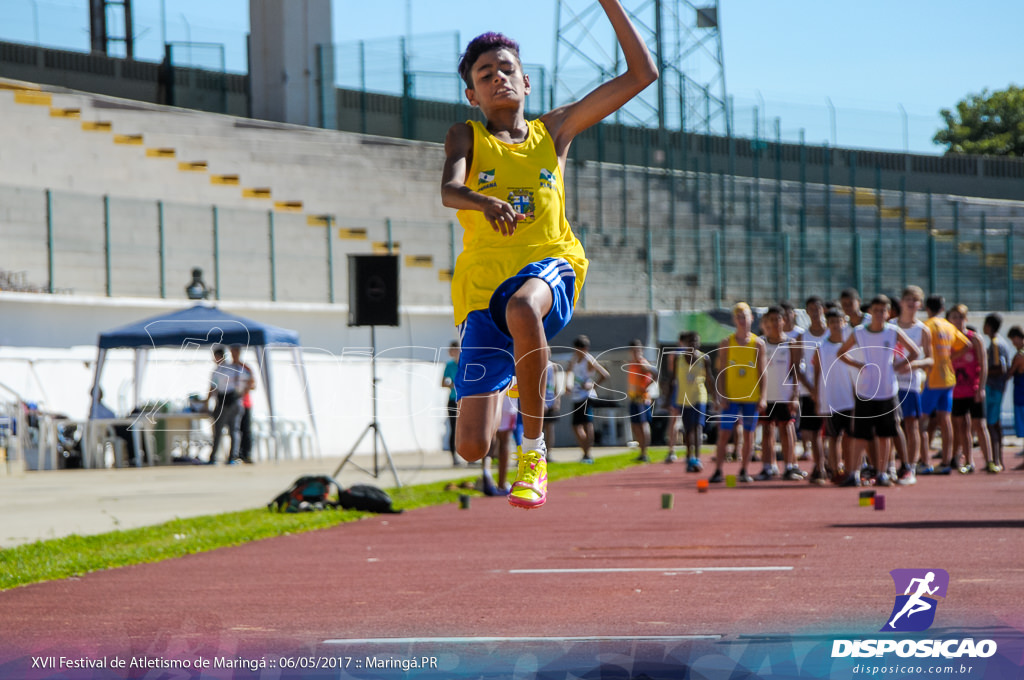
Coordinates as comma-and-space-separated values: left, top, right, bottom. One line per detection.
333, 326, 402, 487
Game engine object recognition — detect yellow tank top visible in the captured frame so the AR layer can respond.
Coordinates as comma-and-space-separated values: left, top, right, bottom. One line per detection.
675, 351, 708, 407
925, 316, 969, 389
452, 119, 588, 325
722, 333, 761, 403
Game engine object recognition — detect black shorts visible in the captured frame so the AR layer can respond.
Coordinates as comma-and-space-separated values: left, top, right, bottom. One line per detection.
763, 401, 795, 423
799, 395, 823, 432
543, 406, 559, 424
951, 396, 984, 419
571, 399, 593, 427
825, 410, 854, 438
852, 396, 900, 440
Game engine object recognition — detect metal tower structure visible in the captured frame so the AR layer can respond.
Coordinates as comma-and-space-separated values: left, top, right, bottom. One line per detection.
554, 0, 730, 136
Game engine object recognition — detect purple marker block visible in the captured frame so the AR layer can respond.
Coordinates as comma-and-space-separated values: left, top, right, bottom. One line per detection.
874, 494, 886, 510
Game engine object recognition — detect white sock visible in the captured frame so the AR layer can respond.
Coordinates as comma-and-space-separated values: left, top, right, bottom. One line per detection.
523, 435, 546, 456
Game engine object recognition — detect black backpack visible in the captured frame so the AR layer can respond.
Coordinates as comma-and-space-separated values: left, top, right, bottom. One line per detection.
338, 484, 403, 514
268, 475, 402, 514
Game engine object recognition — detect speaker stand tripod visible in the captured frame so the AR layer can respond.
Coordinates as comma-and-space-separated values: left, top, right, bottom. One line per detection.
333, 325, 402, 487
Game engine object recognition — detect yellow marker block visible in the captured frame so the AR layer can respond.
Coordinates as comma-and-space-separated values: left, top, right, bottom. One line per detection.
0, 81, 39, 91
337, 228, 368, 240
373, 241, 400, 254
210, 174, 240, 185
957, 241, 982, 255
146, 148, 176, 158
178, 161, 208, 172
879, 207, 904, 219
405, 255, 433, 268
243, 188, 272, 199
14, 90, 51, 106
274, 200, 303, 212
1013, 264, 1024, 280
114, 134, 144, 145
82, 121, 113, 132
437, 269, 453, 282
905, 218, 930, 230
986, 254, 1008, 268
50, 107, 81, 118
307, 215, 332, 227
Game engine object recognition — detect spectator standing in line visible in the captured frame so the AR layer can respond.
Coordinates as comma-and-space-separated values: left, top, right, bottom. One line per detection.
441, 341, 463, 466
1008, 326, 1024, 469
624, 338, 657, 463
567, 335, 609, 463
893, 286, 933, 486
206, 345, 243, 465
709, 302, 766, 484
796, 296, 829, 479
229, 344, 256, 464
813, 308, 857, 484
839, 288, 866, 328
757, 306, 803, 481
983, 313, 1010, 473
670, 332, 712, 471
837, 295, 921, 487
920, 295, 970, 475
946, 305, 992, 474
780, 300, 807, 461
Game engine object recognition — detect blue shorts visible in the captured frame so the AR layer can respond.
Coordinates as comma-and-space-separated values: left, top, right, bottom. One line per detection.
1015, 405, 1024, 438
718, 402, 759, 432
985, 388, 1005, 426
682, 404, 707, 431
455, 259, 576, 398
920, 386, 954, 415
897, 389, 922, 419
629, 401, 653, 424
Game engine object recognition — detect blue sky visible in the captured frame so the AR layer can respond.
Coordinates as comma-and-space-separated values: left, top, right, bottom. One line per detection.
4, 0, 1021, 153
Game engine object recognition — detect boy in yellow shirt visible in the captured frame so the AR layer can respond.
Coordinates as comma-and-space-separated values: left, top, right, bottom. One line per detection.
440, 2, 657, 508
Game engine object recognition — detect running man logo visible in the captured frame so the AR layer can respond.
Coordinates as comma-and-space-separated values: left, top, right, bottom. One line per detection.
881, 568, 949, 632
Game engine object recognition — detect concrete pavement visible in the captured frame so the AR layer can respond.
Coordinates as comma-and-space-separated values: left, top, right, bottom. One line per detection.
0, 447, 621, 548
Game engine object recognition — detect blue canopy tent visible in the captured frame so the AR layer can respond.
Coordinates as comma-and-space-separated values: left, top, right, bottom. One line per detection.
87, 304, 319, 465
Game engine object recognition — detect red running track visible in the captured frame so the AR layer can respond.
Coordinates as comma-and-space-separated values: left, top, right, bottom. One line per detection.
1, 463, 1022, 661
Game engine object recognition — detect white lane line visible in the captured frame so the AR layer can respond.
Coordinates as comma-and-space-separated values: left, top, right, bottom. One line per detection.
324, 635, 722, 645
506, 566, 794, 574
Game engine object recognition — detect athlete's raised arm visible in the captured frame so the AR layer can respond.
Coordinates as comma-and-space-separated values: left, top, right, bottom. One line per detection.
540, 0, 658, 163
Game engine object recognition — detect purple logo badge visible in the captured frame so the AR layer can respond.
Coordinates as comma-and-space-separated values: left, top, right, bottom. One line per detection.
881, 568, 949, 632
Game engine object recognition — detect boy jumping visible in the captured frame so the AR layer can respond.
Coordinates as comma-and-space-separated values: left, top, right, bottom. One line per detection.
441, 3, 658, 508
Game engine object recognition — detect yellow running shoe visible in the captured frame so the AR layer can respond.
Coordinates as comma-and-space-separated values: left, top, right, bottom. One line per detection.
508, 447, 547, 509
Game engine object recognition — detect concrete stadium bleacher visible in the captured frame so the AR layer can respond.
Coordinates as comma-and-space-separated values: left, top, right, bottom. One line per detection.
3, 75, 1024, 311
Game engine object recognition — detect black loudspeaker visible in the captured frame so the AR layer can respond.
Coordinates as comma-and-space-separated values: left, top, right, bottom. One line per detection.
348, 254, 400, 327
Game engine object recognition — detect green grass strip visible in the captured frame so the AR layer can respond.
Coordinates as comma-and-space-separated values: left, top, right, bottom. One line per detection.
0, 449, 652, 591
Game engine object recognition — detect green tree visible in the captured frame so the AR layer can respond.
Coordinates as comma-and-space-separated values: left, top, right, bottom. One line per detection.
933, 85, 1024, 156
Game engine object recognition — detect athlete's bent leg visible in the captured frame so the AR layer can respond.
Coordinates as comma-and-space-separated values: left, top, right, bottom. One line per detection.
505, 278, 554, 441
455, 392, 503, 462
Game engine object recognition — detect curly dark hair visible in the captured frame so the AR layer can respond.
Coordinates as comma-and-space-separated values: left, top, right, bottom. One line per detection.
457, 32, 521, 89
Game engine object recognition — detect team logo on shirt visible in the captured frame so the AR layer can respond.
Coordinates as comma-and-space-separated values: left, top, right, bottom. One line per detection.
478, 169, 497, 191
507, 188, 535, 221
539, 168, 556, 189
